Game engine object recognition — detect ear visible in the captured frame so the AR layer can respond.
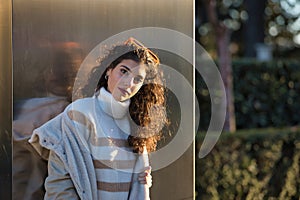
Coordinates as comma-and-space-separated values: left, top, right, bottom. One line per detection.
106, 68, 112, 77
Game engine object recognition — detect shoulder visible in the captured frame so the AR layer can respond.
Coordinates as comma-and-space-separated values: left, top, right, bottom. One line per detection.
60, 97, 95, 119
67, 97, 95, 112
64, 97, 97, 129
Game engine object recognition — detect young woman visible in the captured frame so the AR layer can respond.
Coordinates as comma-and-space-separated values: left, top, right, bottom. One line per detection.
29, 38, 168, 199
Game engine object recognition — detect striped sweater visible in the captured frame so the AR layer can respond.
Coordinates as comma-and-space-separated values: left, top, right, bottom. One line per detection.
30, 87, 150, 200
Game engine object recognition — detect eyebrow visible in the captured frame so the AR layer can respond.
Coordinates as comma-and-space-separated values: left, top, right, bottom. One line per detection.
120, 65, 132, 72
120, 65, 146, 79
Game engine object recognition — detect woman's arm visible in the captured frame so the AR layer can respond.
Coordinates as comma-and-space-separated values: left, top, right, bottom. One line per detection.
44, 150, 79, 200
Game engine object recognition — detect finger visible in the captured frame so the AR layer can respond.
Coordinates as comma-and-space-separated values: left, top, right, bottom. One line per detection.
144, 166, 152, 173
139, 180, 147, 184
139, 171, 152, 177
139, 172, 147, 177
138, 176, 151, 182
138, 178, 152, 186
138, 175, 152, 181
139, 166, 152, 177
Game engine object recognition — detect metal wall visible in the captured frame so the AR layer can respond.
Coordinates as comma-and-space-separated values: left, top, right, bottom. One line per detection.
0, 0, 12, 199
12, 0, 194, 199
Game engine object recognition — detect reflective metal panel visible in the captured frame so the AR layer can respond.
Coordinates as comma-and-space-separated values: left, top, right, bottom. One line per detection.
0, 0, 12, 199
13, 0, 194, 199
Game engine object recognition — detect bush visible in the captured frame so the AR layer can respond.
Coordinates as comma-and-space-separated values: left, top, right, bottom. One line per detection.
196, 59, 300, 130
195, 127, 300, 200
233, 59, 300, 129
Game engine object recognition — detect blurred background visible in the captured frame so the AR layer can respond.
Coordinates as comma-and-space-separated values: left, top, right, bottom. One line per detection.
195, 0, 300, 199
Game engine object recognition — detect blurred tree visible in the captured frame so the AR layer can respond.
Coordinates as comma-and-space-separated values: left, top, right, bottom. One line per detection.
265, 0, 300, 57
200, 0, 237, 132
195, 0, 300, 131
196, 0, 248, 58
196, 0, 300, 58
244, 0, 267, 57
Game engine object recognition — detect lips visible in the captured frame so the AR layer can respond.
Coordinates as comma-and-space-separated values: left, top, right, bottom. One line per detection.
118, 87, 130, 96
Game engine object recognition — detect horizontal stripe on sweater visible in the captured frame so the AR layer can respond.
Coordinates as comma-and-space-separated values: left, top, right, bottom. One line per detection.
97, 181, 131, 192
93, 159, 135, 170
95, 168, 132, 183
67, 110, 130, 147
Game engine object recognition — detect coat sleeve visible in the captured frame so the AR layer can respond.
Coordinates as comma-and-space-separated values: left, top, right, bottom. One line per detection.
44, 150, 80, 200
129, 147, 150, 200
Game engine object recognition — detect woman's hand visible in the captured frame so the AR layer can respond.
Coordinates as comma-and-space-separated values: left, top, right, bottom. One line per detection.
138, 166, 152, 187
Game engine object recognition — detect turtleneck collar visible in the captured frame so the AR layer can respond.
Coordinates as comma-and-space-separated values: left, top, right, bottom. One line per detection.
97, 87, 130, 119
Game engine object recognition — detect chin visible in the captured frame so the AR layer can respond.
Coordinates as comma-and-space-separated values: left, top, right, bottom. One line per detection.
120, 95, 131, 102
113, 95, 124, 102
119, 97, 128, 102
113, 92, 129, 102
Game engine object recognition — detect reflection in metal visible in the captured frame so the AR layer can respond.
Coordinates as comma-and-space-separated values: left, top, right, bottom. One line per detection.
13, 0, 193, 100
12, 0, 193, 199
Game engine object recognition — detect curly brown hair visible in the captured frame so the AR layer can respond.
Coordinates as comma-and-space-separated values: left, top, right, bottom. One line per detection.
83, 40, 168, 154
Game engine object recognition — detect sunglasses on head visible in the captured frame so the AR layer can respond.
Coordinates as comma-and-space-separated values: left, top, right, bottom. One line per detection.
124, 37, 160, 65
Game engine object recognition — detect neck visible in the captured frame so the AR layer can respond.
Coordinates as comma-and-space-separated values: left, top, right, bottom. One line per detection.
97, 87, 130, 119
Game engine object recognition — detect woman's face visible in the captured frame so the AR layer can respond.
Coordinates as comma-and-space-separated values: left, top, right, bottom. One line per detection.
106, 59, 147, 101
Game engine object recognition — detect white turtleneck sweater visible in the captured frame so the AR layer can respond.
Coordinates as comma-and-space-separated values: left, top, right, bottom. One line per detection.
29, 87, 150, 200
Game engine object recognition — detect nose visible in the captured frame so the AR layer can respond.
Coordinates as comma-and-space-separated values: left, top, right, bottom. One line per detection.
123, 76, 135, 87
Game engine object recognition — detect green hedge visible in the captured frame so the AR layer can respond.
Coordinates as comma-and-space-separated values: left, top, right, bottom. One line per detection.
195, 128, 300, 199
196, 59, 300, 130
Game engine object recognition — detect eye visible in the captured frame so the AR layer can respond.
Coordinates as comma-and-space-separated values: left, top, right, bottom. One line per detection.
133, 76, 144, 84
120, 68, 129, 75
